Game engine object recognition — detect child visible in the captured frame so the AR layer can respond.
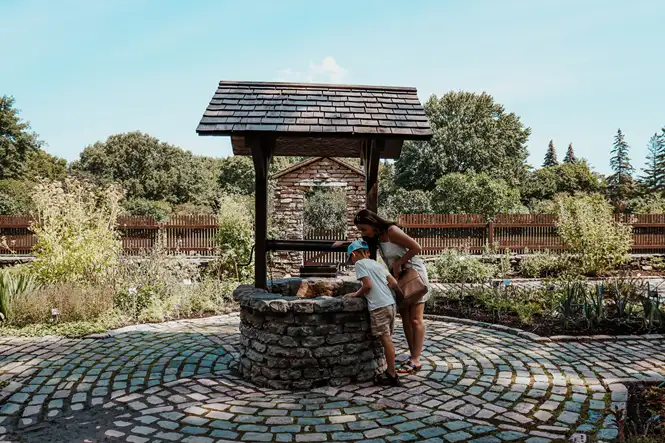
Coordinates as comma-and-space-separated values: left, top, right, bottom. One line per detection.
344, 239, 402, 387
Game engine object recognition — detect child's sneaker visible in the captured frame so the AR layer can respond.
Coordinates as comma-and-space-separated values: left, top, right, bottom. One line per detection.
375, 371, 401, 387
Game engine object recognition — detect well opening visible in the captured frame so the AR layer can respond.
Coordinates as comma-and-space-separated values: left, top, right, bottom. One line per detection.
234, 278, 386, 390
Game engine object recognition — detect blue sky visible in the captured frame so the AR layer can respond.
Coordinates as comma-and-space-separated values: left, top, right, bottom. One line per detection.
1, 0, 664, 175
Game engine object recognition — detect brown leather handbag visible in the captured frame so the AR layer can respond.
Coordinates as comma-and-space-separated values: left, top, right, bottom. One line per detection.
396, 267, 428, 305
379, 244, 428, 305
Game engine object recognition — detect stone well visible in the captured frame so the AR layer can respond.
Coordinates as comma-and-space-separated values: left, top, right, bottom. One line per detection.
233, 278, 386, 390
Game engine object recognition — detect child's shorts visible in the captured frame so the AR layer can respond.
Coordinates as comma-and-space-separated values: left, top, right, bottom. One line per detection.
370, 305, 396, 337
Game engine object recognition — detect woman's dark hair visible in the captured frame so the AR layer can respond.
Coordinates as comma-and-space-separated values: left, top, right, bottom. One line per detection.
353, 209, 397, 235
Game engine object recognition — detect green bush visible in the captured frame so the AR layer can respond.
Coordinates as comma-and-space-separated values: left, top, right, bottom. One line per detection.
122, 198, 172, 221
214, 193, 254, 280
556, 193, 632, 275
27, 179, 123, 284
113, 243, 236, 322
0, 180, 34, 215
304, 187, 347, 232
432, 249, 498, 283
519, 251, 570, 278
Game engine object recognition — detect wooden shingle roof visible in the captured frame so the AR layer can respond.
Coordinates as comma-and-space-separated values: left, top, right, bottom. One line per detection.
196, 81, 432, 139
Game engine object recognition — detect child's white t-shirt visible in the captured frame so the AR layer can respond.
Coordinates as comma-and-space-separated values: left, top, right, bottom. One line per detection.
354, 258, 396, 311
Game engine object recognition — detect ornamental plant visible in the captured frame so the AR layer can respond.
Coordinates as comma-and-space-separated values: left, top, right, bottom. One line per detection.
555, 193, 632, 276
28, 178, 123, 284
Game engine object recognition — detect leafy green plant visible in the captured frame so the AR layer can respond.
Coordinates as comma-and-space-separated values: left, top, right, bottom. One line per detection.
605, 277, 645, 321
519, 251, 570, 278
556, 193, 632, 275
432, 249, 498, 283
0, 269, 40, 321
554, 280, 586, 329
641, 283, 662, 331
583, 283, 605, 327
27, 178, 123, 284
214, 193, 254, 280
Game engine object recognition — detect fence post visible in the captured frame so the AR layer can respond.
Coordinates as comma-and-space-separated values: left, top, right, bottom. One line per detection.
488, 220, 495, 248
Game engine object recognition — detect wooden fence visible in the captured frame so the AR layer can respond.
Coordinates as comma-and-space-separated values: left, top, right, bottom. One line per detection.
4, 213, 665, 257
398, 213, 665, 255
0, 215, 220, 256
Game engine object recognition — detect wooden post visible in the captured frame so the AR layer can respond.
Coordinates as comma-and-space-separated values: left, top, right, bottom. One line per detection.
250, 135, 275, 289
364, 139, 382, 259
488, 220, 495, 248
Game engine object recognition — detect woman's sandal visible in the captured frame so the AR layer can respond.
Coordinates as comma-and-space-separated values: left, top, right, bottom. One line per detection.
397, 361, 422, 375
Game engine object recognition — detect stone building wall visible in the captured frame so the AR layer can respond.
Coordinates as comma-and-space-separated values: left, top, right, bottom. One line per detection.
272, 158, 365, 277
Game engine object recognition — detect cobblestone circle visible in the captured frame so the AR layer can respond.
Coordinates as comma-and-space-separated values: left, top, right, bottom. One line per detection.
1, 314, 664, 442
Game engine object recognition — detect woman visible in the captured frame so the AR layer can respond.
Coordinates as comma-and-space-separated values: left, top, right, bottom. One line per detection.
336, 209, 430, 374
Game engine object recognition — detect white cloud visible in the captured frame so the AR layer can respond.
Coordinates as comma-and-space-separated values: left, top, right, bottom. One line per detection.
277, 56, 348, 83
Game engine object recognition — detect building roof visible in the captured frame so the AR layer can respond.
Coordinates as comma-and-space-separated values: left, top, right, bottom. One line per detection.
196, 81, 432, 139
273, 157, 365, 180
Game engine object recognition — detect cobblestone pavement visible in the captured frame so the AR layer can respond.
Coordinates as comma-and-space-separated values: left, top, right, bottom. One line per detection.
1, 314, 664, 443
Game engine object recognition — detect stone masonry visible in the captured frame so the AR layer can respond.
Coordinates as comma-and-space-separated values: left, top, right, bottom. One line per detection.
272, 157, 365, 277
233, 279, 385, 390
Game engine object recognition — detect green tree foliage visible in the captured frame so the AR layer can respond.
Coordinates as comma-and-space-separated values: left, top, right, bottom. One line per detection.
382, 188, 433, 220
431, 172, 524, 218
555, 193, 632, 275
304, 187, 347, 232
0, 96, 43, 179
0, 180, 35, 215
394, 91, 531, 191
543, 140, 558, 167
23, 149, 67, 181
608, 129, 635, 203
563, 143, 577, 164
522, 160, 605, 205
378, 161, 396, 208
626, 194, 665, 214
218, 156, 255, 195
639, 133, 665, 194
70, 131, 214, 206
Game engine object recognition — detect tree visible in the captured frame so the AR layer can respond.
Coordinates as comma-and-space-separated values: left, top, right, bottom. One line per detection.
608, 129, 635, 203
522, 160, 605, 204
70, 131, 211, 205
639, 133, 665, 194
23, 149, 67, 181
0, 96, 43, 180
543, 140, 558, 167
394, 91, 531, 191
0, 180, 34, 215
563, 143, 577, 164
218, 156, 255, 195
378, 161, 396, 208
382, 188, 433, 220
431, 172, 524, 218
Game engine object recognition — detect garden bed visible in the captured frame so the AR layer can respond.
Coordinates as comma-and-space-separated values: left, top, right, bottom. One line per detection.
426, 301, 665, 336
624, 381, 665, 441
425, 279, 665, 337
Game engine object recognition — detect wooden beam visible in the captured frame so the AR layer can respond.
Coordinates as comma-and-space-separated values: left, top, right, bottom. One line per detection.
249, 135, 275, 289
364, 139, 382, 259
364, 139, 382, 213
